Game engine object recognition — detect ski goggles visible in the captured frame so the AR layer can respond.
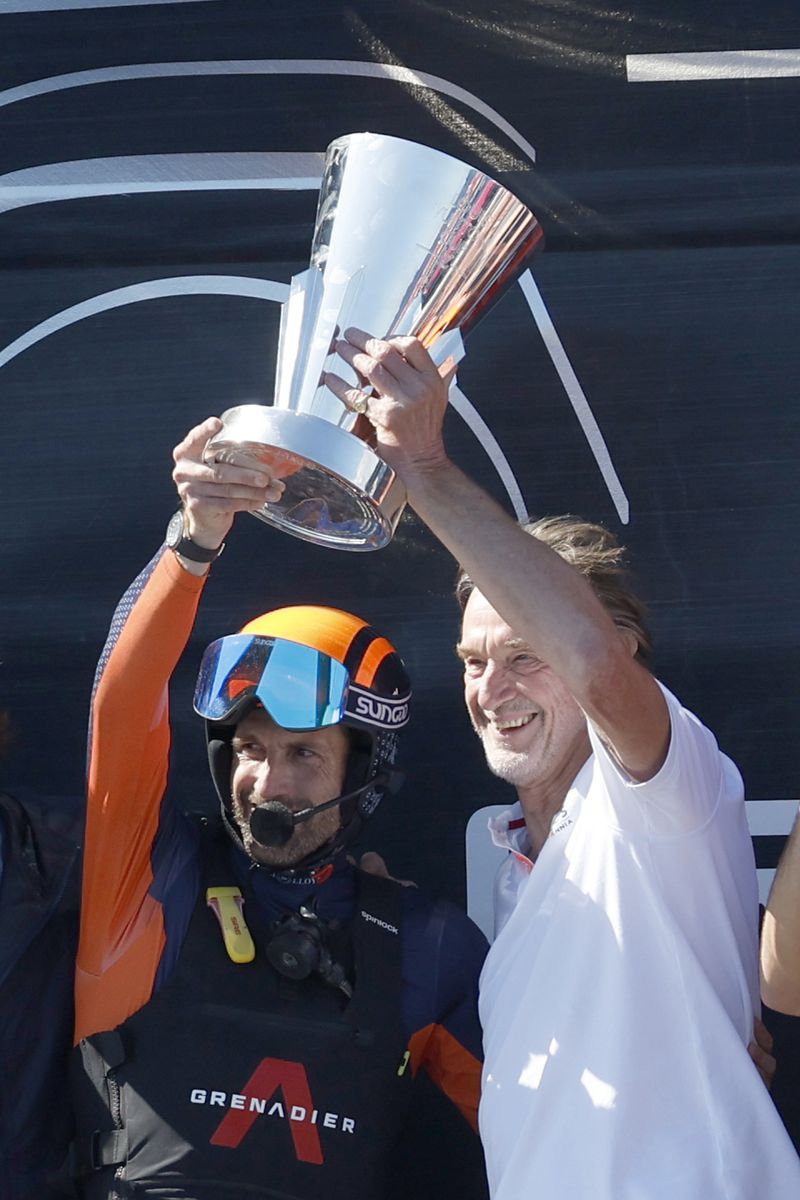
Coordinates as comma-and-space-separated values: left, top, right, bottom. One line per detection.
193, 634, 350, 731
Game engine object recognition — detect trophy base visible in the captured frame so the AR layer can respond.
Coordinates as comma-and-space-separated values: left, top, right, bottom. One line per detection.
205, 405, 407, 551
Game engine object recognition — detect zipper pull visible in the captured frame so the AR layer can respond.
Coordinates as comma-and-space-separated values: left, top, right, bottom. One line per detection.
206, 886, 256, 963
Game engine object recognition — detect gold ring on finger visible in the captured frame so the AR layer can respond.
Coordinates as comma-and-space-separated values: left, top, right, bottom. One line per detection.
351, 395, 368, 415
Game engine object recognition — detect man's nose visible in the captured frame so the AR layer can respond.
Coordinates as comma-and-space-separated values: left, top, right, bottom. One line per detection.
250, 757, 291, 802
477, 660, 513, 711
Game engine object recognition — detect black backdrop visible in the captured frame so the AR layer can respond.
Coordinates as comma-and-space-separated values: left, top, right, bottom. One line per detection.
1, 2, 799, 1191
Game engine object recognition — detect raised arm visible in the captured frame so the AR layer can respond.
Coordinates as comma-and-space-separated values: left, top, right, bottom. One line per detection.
761, 811, 800, 1016
76, 419, 281, 1040
325, 330, 668, 782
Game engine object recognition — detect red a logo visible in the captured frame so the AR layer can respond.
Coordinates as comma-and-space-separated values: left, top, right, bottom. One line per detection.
210, 1058, 323, 1163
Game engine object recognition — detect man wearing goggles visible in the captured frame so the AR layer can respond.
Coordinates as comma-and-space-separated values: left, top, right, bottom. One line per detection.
69, 418, 487, 1200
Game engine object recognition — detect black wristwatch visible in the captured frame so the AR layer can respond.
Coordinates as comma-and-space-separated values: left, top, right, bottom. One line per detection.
165, 509, 225, 563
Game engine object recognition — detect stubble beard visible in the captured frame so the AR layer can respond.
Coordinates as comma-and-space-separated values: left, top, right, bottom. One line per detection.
479, 735, 545, 789
231, 792, 341, 869
468, 709, 540, 788
472, 708, 590, 793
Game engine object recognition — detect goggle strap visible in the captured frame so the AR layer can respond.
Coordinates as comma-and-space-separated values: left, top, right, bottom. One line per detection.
345, 684, 411, 730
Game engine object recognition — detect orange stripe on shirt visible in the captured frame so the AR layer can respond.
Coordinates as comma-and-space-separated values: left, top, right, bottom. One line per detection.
408, 1022, 482, 1131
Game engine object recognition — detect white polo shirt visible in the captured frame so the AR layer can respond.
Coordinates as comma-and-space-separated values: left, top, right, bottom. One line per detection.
478, 684, 800, 1199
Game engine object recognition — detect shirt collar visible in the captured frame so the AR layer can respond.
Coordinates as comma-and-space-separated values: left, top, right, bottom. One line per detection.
487, 756, 595, 859
488, 801, 531, 856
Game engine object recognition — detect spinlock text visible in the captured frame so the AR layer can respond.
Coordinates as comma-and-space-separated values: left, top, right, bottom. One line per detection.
360, 910, 399, 934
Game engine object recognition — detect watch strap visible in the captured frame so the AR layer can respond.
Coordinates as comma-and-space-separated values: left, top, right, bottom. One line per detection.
174, 536, 224, 564
167, 509, 225, 563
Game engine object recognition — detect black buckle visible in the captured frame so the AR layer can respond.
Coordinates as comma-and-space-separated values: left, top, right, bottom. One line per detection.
87, 1128, 126, 1170
89, 1131, 103, 1172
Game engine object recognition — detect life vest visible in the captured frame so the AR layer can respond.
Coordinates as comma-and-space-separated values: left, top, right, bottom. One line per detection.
70, 826, 413, 1199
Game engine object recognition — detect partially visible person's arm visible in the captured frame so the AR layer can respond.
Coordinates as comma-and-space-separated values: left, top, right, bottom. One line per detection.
326, 331, 668, 781
761, 810, 800, 1016
359, 856, 485, 1126
404, 898, 488, 1130
749, 1017, 776, 1089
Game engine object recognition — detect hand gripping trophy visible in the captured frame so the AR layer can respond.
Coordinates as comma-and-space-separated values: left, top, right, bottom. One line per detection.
205, 132, 543, 551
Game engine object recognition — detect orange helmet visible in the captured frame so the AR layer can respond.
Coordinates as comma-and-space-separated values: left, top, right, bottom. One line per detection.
195, 605, 411, 871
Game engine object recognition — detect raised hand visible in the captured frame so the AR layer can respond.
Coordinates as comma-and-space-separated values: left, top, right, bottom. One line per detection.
324, 328, 454, 484
171, 417, 284, 551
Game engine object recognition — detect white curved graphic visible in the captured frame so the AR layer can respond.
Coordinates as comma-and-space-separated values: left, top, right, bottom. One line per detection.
518, 271, 629, 525
0, 277, 527, 517
449, 385, 528, 521
0, 66, 627, 519
0, 0, 208, 11
0, 277, 290, 372
0, 59, 537, 165
0, 272, 627, 521
0, 153, 325, 213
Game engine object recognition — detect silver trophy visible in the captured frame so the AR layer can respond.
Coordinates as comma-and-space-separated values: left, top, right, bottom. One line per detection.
206, 132, 543, 550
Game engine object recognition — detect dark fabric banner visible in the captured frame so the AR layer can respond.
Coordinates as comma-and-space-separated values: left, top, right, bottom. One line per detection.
1, 3, 799, 1188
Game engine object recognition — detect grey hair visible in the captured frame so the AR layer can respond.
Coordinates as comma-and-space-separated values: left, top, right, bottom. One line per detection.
455, 515, 653, 662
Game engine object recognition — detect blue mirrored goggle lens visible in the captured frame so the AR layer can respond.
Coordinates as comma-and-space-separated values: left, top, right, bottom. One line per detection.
193, 634, 349, 730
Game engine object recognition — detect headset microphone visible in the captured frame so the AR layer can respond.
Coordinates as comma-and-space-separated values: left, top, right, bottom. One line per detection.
249, 770, 403, 848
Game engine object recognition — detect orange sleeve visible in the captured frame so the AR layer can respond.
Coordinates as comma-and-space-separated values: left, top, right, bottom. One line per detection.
408, 1022, 483, 1131
74, 550, 207, 1043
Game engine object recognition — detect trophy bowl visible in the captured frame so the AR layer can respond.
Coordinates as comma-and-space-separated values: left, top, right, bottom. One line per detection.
206, 131, 543, 551
207, 406, 405, 551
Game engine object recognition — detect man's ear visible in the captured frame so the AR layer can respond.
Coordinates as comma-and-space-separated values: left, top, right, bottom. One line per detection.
619, 627, 639, 658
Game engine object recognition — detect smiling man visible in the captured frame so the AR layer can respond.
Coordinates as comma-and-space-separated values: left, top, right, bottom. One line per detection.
458, 563, 593, 811
68, 418, 487, 1200
325, 328, 800, 1199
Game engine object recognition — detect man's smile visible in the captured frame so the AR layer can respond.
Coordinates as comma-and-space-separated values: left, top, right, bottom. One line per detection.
483, 710, 540, 735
